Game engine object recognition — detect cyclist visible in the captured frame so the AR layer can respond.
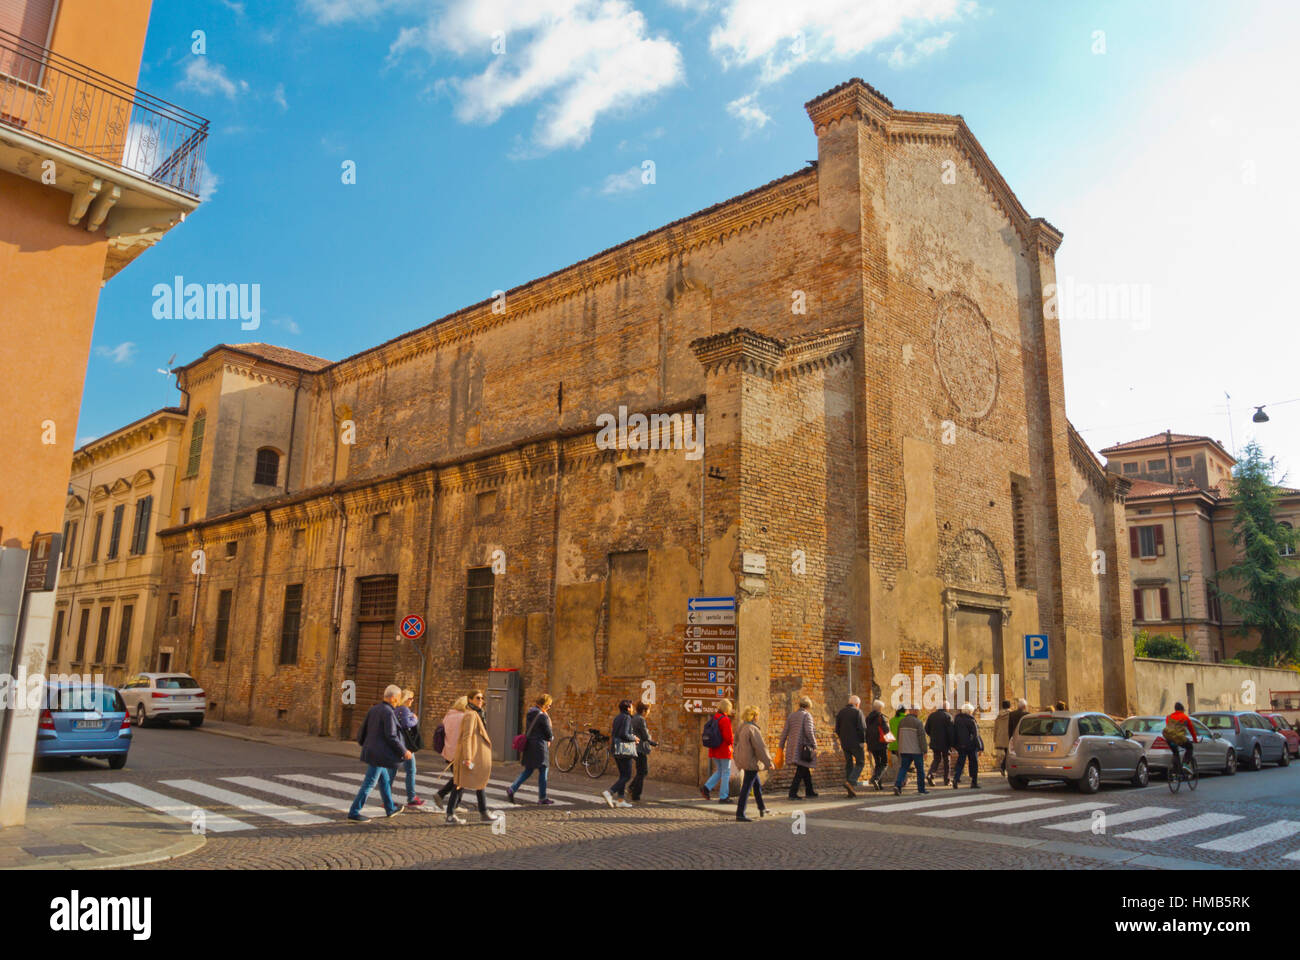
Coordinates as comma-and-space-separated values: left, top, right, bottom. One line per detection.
1164, 701, 1199, 781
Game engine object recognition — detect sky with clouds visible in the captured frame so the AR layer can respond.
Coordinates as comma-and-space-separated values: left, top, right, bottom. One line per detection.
81, 0, 1298, 481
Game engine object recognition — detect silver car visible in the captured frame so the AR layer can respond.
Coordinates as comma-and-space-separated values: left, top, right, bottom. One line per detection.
1192, 711, 1290, 771
1007, 710, 1149, 793
1120, 715, 1237, 777
118, 672, 207, 727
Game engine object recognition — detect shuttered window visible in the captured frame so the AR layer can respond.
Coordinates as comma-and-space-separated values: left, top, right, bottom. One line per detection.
213, 589, 232, 661
115, 604, 132, 664
130, 495, 152, 554
107, 504, 124, 558
74, 607, 89, 662
1130, 524, 1164, 559
93, 605, 111, 663
186, 414, 205, 477
279, 584, 302, 665
50, 609, 63, 661
0, 0, 58, 85
90, 511, 103, 561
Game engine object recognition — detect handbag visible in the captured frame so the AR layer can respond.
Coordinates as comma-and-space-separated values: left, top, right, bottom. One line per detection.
613, 739, 638, 757
799, 742, 815, 764
512, 709, 544, 754
773, 746, 785, 770
401, 721, 424, 752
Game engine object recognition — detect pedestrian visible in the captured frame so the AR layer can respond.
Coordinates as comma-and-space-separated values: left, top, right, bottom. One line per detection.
886, 705, 906, 782
603, 699, 639, 808
447, 689, 501, 825
395, 688, 425, 808
864, 699, 890, 789
347, 684, 412, 823
628, 700, 658, 803
433, 695, 468, 815
952, 702, 984, 788
893, 704, 929, 796
924, 700, 955, 787
733, 705, 774, 822
779, 696, 819, 799
835, 694, 868, 797
700, 698, 735, 803
1007, 698, 1028, 747
506, 693, 554, 806
993, 699, 1012, 776
1054, 699, 1067, 712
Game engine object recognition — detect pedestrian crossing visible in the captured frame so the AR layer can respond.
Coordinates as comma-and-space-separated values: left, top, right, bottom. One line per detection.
90, 768, 608, 834
856, 791, 1300, 863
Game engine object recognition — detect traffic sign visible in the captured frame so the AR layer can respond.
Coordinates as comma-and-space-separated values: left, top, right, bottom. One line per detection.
684, 668, 737, 684
838, 641, 861, 657
683, 654, 737, 669
687, 596, 735, 611
400, 615, 426, 640
683, 683, 736, 699
687, 596, 735, 625
1024, 634, 1048, 659
684, 624, 737, 639
683, 638, 739, 655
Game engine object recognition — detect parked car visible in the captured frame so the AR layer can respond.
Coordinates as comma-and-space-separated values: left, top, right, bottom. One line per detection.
1259, 712, 1300, 759
118, 673, 206, 727
1007, 710, 1149, 793
1191, 711, 1290, 771
1120, 715, 1237, 777
35, 683, 131, 768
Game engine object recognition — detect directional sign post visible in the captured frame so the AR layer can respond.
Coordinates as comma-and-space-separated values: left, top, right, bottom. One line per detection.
839, 640, 861, 698
682, 598, 737, 713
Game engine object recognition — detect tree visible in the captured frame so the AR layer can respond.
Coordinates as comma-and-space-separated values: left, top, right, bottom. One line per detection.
1213, 441, 1300, 666
1133, 630, 1198, 661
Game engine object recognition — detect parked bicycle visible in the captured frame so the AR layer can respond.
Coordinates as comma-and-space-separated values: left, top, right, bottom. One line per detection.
553, 722, 611, 778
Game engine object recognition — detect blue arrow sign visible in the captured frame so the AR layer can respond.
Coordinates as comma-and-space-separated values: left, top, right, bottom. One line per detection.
838, 641, 861, 657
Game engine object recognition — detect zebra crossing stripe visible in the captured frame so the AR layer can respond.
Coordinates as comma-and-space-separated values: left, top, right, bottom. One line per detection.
161, 779, 331, 826
919, 797, 1061, 818
224, 776, 354, 813
1195, 819, 1300, 852
863, 793, 1016, 813
1043, 806, 1176, 833
1115, 812, 1243, 841
326, 771, 575, 807
978, 801, 1116, 825
96, 782, 253, 832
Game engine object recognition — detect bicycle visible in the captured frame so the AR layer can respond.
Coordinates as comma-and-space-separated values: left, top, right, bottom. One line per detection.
553, 722, 611, 778
1167, 753, 1198, 793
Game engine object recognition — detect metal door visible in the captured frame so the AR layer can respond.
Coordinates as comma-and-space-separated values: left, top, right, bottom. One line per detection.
350, 576, 397, 739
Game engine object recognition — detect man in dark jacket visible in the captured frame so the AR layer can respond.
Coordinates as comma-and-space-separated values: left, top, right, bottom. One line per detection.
1007, 698, 1029, 748
952, 703, 983, 788
835, 695, 869, 796
347, 684, 413, 822
925, 701, 955, 787
863, 699, 890, 790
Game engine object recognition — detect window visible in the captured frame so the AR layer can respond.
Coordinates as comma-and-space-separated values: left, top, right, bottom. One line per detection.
0, 0, 58, 85
462, 567, 494, 669
254, 448, 280, 486
1095, 715, 1123, 737
115, 605, 133, 665
93, 606, 111, 663
167, 594, 179, 619
1175, 456, 1193, 468
1146, 458, 1165, 472
51, 610, 64, 662
225, 540, 237, 558
1281, 522, 1295, 557
181, 507, 191, 525
186, 414, 206, 477
74, 608, 90, 662
476, 490, 497, 516
279, 584, 303, 665
213, 589, 233, 662
1019, 716, 1070, 737
1130, 524, 1164, 558
130, 496, 153, 555
1133, 587, 1170, 621
107, 504, 125, 558
90, 512, 103, 561
1122, 462, 1139, 475
1076, 716, 1100, 736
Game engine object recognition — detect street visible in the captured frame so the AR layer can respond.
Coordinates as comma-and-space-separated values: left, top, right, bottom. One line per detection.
26, 725, 1300, 870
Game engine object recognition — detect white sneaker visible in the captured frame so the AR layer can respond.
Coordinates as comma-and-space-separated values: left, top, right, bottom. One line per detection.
444, 814, 466, 825
615, 800, 633, 808
602, 790, 615, 808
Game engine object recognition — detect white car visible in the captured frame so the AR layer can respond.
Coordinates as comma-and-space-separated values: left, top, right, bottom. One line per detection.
118, 673, 207, 728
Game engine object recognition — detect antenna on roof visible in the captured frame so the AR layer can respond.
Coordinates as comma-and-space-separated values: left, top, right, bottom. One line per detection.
156, 353, 178, 404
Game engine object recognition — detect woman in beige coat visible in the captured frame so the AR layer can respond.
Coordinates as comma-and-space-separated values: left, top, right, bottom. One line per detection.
447, 690, 500, 825
733, 705, 775, 822
433, 695, 467, 813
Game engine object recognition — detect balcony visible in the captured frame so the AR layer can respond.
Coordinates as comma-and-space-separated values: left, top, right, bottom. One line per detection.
0, 28, 209, 280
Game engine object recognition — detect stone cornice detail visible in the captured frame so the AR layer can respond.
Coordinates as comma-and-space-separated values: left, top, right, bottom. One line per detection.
773, 325, 860, 380
691, 327, 786, 379
70, 410, 186, 473
222, 360, 307, 389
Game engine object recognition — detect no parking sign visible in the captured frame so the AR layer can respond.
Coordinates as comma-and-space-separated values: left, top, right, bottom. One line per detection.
400, 615, 426, 640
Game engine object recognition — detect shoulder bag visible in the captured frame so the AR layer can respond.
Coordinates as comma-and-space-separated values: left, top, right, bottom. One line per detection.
512, 710, 543, 754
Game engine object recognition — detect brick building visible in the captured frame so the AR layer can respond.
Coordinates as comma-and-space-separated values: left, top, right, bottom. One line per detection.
147, 80, 1135, 785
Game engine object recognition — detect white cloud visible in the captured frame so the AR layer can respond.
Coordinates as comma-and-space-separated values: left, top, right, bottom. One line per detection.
179, 58, 249, 99
299, 0, 416, 25
200, 163, 220, 202
726, 92, 769, 134
384, 0, 685, 150
708, 0, 970, 84
271, 316, 302, 334
221, 0, 246, 16
273, 83, 289, 111
95, 342, 136, 364
883, 31, 954, 69
600, 164, 647, 194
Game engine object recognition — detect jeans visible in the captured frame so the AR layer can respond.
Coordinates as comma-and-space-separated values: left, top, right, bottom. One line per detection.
927, 748, 950, 783
704, 757, 731, 799
953, 745, 979, 784
736, 768, 765, 817
609, 756, 634, 797
788, 764, 814, 797
629, 753, 648, 801
349, 764, 398, 818
843, 744, 865, 783
868, 747, 888, 783
894, 753, 925, 791
509, 764, 548, 801
401, 756, 418, 802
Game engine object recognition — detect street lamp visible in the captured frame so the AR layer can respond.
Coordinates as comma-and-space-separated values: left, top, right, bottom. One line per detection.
1253, 406, 1269, 423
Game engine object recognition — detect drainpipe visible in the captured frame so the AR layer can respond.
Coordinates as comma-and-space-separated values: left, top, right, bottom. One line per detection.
321, 495, 347, 737
284, 372, 302, 495
1164, 431, 1188, 643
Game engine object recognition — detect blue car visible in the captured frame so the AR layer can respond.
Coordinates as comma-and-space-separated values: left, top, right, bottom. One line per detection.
35, 684, 132, 769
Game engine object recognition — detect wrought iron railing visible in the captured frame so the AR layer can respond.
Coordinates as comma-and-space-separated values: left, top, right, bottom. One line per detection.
0, 27, 208, 197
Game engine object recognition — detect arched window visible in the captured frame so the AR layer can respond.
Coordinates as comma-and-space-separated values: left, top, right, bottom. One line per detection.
254, 448, 280, 486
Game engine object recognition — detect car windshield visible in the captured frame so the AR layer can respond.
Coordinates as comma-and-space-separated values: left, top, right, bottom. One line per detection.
156, 676, 199, 689
1122, 718, 1164, 734
1194, 714, 1234, 730
46, 686, 123, 713
1018, 716, 1070, 736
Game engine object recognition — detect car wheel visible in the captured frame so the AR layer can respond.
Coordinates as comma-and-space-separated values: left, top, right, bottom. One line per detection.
1223, 749, 1236, 776
1078, 761, 1101, 794
1131, 758, 1149, 788
108, 755, 126, 770
1279, 747, 1290, 768
188, 717, 203, 728
1008, 776, 1029, 790
134, 704, 147, 728
1250, 745, 1263, 771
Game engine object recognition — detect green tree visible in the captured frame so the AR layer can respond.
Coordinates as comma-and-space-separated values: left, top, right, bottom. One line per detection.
1133, 630, 1198, 661
1213, 441, 1300, 666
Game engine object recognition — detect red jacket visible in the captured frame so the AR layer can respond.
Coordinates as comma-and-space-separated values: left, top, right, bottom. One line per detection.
708, 713, 734, 759
1166, 710, 1199, 742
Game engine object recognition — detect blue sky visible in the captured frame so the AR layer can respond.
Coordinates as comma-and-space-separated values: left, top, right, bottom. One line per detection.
83, 0, 1299, 480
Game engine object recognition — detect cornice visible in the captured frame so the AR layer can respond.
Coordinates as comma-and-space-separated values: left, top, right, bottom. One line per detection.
691, 327, 786, 378
773, 325, 860, 380
70, 411, 186, 473
222, 359, 308, 389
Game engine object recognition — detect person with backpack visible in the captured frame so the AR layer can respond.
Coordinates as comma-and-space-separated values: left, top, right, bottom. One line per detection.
432, 695, 468, 816
628, 700, 658, 803
1163, 701, 1199, 775
864, 699, 890, 790
952, 702, 984, 788
779, 696, 818, 799
886, 705, 906, 782
602, 699, 640, 808
835, 694, 868, 797
733, 705, 775, 821
893, 704, 930, 796
506, 693, 554, 805
700, 699, 735, 803
925, 700, 955, 787
395, 688, 425, 808
347, 685, 412, 823
447, 689, 501, 825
